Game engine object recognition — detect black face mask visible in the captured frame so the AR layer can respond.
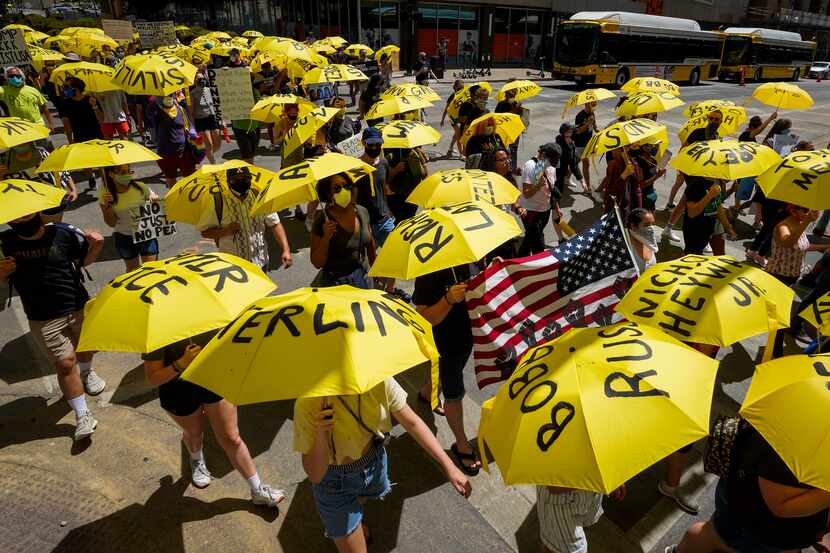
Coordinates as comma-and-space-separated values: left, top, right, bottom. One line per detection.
365, 145, 381, 157
9, 213, 43, 238
229, 177, 252, 196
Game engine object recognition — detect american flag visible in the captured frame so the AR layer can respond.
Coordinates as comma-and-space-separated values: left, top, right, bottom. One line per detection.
466, 209, 640, 391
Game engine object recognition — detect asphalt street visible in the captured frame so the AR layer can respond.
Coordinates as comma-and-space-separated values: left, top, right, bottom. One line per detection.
1, 72, 828, 552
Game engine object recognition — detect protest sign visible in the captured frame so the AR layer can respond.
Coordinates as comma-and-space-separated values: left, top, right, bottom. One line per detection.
0, 28, 32, 67
135, 21, 176, 49
206, 69, 223, 126
773, 132, 798, 156
102, 19, 135, 41
213, 67, 255, 122
337, 134, 363, 157
132, 200, 177, 244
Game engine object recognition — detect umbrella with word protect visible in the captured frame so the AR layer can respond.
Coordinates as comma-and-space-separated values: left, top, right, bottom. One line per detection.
478, 321, 717, 494
757, 149, 830, 210
0, 180, 66, 224
0, 118, 50, 149
616, 254, 795, 348
621, 77, 681, 96
407, 169, 520, 208
368, 200, 522, 280
381, 83, 441, 103
615, 91, 685, 117
111, 54, 197, 97
670, 140, 781, 181
459, 113, 525, 149
77, 252, 276, 353
37, 140, 160, 173
181, 286, 439, 404
581, 118, 668, 160
678, 107, 747, 144
374, 120, 441, 149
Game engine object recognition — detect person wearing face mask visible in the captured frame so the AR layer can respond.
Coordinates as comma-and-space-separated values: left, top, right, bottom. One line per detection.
62, 77, 103, 145
385, 146, 427, 223
626, 208, 659, 273
226, 48, 246, 68
230, 78, 262, 165
554, 122, 586, 198
0, 66, 53, 129
310, 173, 376, 288
441, 79, 465, 159
0, 213, 105, 442
463, 120, 504, 167
99, 164, 160, 272
154, 94, 197, 187
457, 85, 489, 138
518, 143, 565, 256
359, 74, 387, 127
573, 101, 599, 194
91, 88, 131, 140
413, 52, 430, 86
277, 103, 303, 166
197, 167, 293, 270
189, 67, 221, 164
326, 97, 357, 145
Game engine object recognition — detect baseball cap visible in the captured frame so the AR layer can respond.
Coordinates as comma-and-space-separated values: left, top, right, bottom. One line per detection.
539, 142, 561, 159
362, 127, 383, 145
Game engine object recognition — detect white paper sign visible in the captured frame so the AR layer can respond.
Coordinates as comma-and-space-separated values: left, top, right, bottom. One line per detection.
336, 134, 363, 157
102, 19, 135, 41
0, 28, 32, 67
132, 200, 177, 244
772, 133, 798, 156
134, 21, 176, 49
212, 67, 255, 122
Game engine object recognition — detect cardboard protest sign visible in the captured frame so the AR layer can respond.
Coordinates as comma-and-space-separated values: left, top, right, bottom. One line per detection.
0, 28, 33, 67
132, 200, 177, 244
212, 67, 255, 122
102, 19, 135, 41
336, 134, 363, 157
135, 21, 176, 49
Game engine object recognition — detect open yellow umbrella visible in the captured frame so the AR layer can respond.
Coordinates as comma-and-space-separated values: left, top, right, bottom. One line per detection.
446, 82, 492, 119
77, 252, 277, 353
757, 148, 830, 210
43, 36, 73, 52
381, 83, 441, 103
375, 44, 400, 60
73, 33, 118, 57
0, 180, 66, 224
621, 77, 681, 96
37, 140, 160, 173
751, 82, 813, 110
670, 140, 781, 180
59, 27, 105, 37
111, 53, 197, 96
174, 25, 192, 33
496, 80, 542, 101
616, 254, 795, 347
320, 36, 348, 48
242, 30, 263, 39
459, 113, 526, 149
344, 43, 374, 57
311, 42, 336, 55
365, 95, 433, 120
479, 321, 717, 493
562, 88, 617, 117
369, 200, 522, 280
678, 107, 747, 144
0, 117, 51, 148
165, 160, 275, 225
407, 169, 520, 208
374, 120, 441, 149
182, 286, 439, 404
249, 50, 286, 73
28, 45, 66, 70
286, 58, 326, 79
282, 106, 340, 158
615, 91, 684, 117
581, 118, 668, 160
205, 31, 232, 42
301, 64, 368, 85
50, 61, 118, 93
251, 154, 374, 215
249, 94, 315, 123
740, 354, 830, 492
185, 46, 212, 66
800, 291, 830, 335
683, 99, 736, 118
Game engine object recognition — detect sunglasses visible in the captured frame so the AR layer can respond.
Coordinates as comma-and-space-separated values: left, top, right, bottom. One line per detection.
332, 182, 353, 194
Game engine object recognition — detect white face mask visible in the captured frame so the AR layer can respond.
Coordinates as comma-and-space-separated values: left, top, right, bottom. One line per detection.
630, 225, 659, 253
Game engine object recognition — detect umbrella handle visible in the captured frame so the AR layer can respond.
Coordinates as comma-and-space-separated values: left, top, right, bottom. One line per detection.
761, 300, 778, 363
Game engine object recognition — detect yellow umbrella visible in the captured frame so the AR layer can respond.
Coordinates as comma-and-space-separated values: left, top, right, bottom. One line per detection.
43, 36, 72, 52
0, 117, 51, 148
50, 61, 118, 93
77, 252, 276, 353
23, 29, 50, 44
283, 106, 340, 158
581, 118, 669, 160
0, 180, 66, 224
375, 44, 400, 60
286, 58, 326, 79
205, 31, 232, 42
368, 200, 522, 280
242, 30, 263, 39
683, 99, 737, 118
800, 291, 830, 335
73, 33, 118, 56
2, 23, 35, 33
740, 354, 830, 492
111, 53, 197, 96
621, 77, 681, 96
459, 113, 526, 149
181, 286, 439, 404
186, 46, 212, 66
165, 160, 276, 225
174, 25, 192, 33
496, 80, 542, 101
381, 83, 441, 103
479, 321, 717, 493
59, 27, 105, 37
249, 50, 285, 73
344, 43, 374, 57
562, 88, 617, 117
751, 82, 813, 110
320, 36, 348, 48
37, 140, 160, 173
209, 44, 250, 58
311, 42, 336, 55
670, 139, 781, 180
365, 95, 433, 120
446, 82, 493, 119
615, 91, 684, 117
757, 148, 830, 210
678, 106, 747, 144
301, 64, 368, 85
249, 94, 315, 123
407, 169, 520, 208
616, 254, 795, 347
251, 153, 375, 215
374, 120, 441, 149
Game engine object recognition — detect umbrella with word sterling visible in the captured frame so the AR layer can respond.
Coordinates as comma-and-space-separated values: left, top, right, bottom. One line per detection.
77, 252, 276, 353
0, 118, 50, 149
111, 53, 197, 97
616, 255, 795, 355
478, 321, 717, 494
249, 94, 316, 124
561, 88, 616, 117
740, 354, 830, 492
181, 286, 439, 404
757, 149, 830, 210
250, 153, 375, 215
800, 290, 830, 336
50, 61, 119, 93
446, 82, 493, 119
0, 180, 66, 224
365, 96, 433, 120
678, 107, 747, 145
407, 169, 520, 208
37, 140, 160, 173
615, 91, 684, 117
301, 64, 368, 85
497, 80, 542, 102
374, 120, 441, 149
750, 82, 813, 110
581, 118, 669, 160
165, 160, 276, 225
683, 99, 737, 118
368, 200, 522, 280
621, 77, 681, 96
670, 140, 781, 181
381, 83, 440, 103
282, 106, 341, 158
459, 113, 526, 149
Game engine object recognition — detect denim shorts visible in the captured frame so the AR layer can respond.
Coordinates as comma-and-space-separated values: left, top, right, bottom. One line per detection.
372, 216, 395, 248
113, 232, 159, 260
711, 480, 782, 553
312, 445, 391, 539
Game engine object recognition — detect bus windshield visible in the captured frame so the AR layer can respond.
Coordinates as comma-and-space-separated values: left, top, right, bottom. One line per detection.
722, 36, 752, 65
556, 24, 599, 66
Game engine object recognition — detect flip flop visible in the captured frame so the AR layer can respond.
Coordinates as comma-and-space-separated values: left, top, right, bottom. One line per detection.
418, 391, 445, 417
451, 444, 480, 476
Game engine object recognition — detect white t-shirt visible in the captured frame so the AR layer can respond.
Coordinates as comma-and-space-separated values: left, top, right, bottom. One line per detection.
519, 158, 552, 212
98, 182, 152, 235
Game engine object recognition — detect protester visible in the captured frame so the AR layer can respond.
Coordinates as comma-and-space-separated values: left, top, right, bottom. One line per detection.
0, 66, 53, 129
413, 51, 430, 85
518, 143, 563, 256
494, 85, 523, 168
555, 122, 587, 196
762, 117, 793, 151
0, 214, 105, 441
91, 89, 131, 140
62, 78, 103, 144
385, 146, 426, 223
359, 74, 386, 127
231, 84, 262, 165
598, 147, 642, 221
189, 67, 222, 164
463, 117, 504, 166
326, 97, 357, 145
143, 331, 285, 506
573, 101, 599, 193
278, 103, 303, 168
626, 208, 658, 273
681, 174, 736, 255
355, 128, 394, 247
440, 79, 465, 158
457, 84, 489, 137
154, 94, 198, 187
632, 144, 664, 212
538, 485, 625, 553
0, 140, 76, 222
378, 53, 393, 87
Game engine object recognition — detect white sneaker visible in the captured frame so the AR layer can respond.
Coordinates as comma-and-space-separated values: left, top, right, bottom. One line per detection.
80, 369, 106, 396
661, 227, 681, 243
658, 480, 700, 515
74, 411, 98, 441
251, 484, 286, 507
664, 546, 678, 553
703, 244, 713, 255
190, 459, 212, 488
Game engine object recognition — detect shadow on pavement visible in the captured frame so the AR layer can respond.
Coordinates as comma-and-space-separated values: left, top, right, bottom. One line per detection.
108, 363, 158, 409
0, 333, 48, 385
0, 396, 72, 450
514, 502, 540, 553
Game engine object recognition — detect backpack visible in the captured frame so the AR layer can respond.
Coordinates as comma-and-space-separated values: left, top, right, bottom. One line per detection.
703, 415, 748, 478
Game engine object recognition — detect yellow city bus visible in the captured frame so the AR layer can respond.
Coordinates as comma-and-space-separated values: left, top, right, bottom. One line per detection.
552, 11, 723, 87
718, 28, 816, 82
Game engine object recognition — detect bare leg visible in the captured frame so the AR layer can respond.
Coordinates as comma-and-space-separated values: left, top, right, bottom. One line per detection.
667, 172, 685, 206
123, 256, 141, 273
665, 450, 688, 487
581, 158, 591, 191
203, 400, 257, 478
677, 521, 735, 553
167, 408, 206, 456
55, 354, 84, 401
333, 524, 367, 553
203, 130, 215, 163
444, 399, 480, 469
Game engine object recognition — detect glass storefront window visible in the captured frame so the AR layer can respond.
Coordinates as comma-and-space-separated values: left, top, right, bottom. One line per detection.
361, 1, 399, 50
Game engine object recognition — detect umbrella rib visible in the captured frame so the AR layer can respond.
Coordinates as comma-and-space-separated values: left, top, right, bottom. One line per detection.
572, 361, 609, 493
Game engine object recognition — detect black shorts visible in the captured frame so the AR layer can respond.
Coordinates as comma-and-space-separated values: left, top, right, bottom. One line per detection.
195, 116, 219, 132
233, 127, 261, 159
438, 349, 471, 402
158, 379, 222, 417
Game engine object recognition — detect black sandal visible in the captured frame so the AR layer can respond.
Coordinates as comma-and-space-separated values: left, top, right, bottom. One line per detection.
418, 391, 445, 416
451, 444, 480, 476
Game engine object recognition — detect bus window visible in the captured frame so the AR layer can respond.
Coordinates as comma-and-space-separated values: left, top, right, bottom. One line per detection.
723, 37, 751, 65
556, 24, 599, 66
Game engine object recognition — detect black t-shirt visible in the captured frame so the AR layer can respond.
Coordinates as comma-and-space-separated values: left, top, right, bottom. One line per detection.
356, 156, 392, 225
738, 129, 754, 142
494, 100, 518, 114
727, 426, 829, 549
685, 126, 715, 145
465, 134, 503, 159
458, 101, 486, 130
311, 206, 373, 278
0, 223, 89, 321
413, 265, 473, 355
573, 109, 594, 148
63, 96, 103, 141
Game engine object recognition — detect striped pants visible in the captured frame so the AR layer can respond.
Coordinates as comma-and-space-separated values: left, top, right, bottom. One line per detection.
536, 487, 604, 553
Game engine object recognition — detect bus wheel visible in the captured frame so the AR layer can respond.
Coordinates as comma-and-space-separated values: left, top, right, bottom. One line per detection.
754, 68, 763, 82
792, 68, 800, 81
689, 68, 700, 86
614, 69, 628, 88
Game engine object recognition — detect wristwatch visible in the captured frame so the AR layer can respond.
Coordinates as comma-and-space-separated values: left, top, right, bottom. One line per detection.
171, 360, 182, 373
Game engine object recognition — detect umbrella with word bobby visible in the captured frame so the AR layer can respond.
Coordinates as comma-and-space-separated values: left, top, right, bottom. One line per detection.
37, 140, 160, 173
670, 140, 781, 180
0, 180, 66, 223
757, 148, 830, 210
374, 120, 441, 149
407, 169, 520, 208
